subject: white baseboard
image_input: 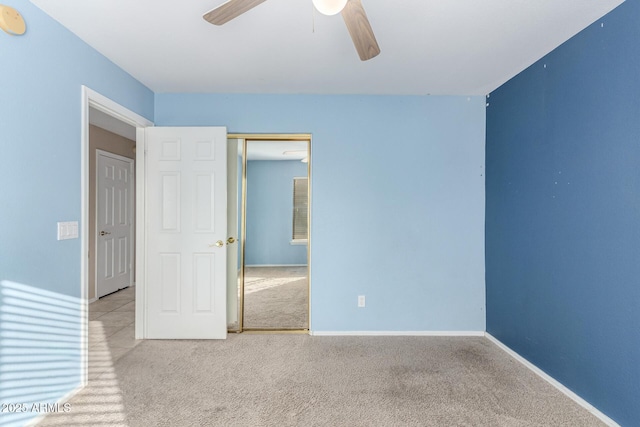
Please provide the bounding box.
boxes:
[24,384,84,427]
[310,331,485,337]
[245,264,308,268]
[485,333,619,427]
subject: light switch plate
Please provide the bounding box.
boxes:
[57,221,79,240]
[358,295,366,308]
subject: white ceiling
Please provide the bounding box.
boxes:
[31,0,623,95]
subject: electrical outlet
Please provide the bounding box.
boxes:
[358,295,365,308]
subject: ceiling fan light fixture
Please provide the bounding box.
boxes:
[312,0,348,16]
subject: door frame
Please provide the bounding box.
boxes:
[229,134,312,333]
[81,86,153,385]
[95,149,135,299]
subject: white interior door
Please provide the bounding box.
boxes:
[96,151,134,298]
[145,127,228,339]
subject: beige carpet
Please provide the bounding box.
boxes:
[243,266,308,329]
[39,335,604,427]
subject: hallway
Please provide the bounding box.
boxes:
[88,286,139,379]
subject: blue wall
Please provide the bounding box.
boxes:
[485,1,639,425]
[0,1,153,425]
[245,160,308,266]
[156,93,486,332]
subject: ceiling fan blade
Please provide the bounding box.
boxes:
[341,0,380,61]
[203,0,268,26]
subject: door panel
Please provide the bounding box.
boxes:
[97,152,133,298]
[145,127,227,339]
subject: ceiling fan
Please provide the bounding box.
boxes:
[203,0,380,61]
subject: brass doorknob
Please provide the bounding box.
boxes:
[100,231,111,236]
[227,237,236,245]
[211,240,224,248]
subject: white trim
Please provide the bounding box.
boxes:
[80,88,89,388]
[485,333,620,427]
[81,86,153,387]
[245,264,308,268]
[310,331,485,336]
[96,149,134,164]
[290,239,308,245]
[85,87,151,129]
[135,127,146,339]
[24,384,84,427]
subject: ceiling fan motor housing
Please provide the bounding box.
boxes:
[312,0,348,16]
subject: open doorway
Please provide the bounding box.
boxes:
[228,135,311,332]
[86,110,138,378]
[89,111,136,301]
[81,87,153,384]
